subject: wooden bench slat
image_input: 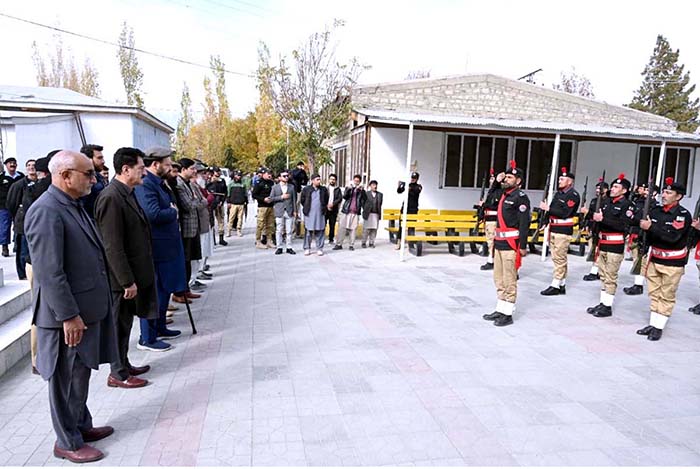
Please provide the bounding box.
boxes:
[405,236,485,242]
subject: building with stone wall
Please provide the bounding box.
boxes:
[321,74,700,231]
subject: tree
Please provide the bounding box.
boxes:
[629,35,699,132]
[175,82,193,156]
[553,67,595,99]
[405,69,431,80]
[31,39,101,97]
[117,22,145,108]
[257,19,368,173]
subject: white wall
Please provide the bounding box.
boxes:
[0,123,17,165]
[80,113,134,164]
[131,116,171,150]
[14,115,82,166]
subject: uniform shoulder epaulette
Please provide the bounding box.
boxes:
[518,190,526,196]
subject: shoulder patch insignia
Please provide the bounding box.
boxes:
[519,204,527,212]
[567,200,575,208]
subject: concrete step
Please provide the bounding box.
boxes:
[0,280,33,378]
[0,307,32,377]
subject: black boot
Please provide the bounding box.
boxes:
[587,303,604,314]
[647,327,663,341]
[582,272,600,281]
[480,262,494,271]
[689,304,700,315]
[482,311,503,321]
[493,315,513,327]
[623,284,643,295]
[1,245,8,257]
[219,234,228,246]
[540,286,564,296]
[637,325,654,336]
[592,305,612,318]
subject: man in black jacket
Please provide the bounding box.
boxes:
[361,180,383,248]
[0,157,25,257]
[79,144,106,220]
[395,171,422,250]
[6,159,37,279]
[325,173,343,244]
[227,171,247,237]
[206,167,228,245]
[251,168,276,249]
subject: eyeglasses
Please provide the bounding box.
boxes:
[280,174,289,178]
[67,168,97,178]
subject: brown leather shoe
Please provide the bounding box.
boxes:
[81,426,114,443]
[127,364,151,376]
[107,375,148,389]
[54,444,104,463]
[185,292,201,299]
[167,303,178,312]
[171,295,188,304]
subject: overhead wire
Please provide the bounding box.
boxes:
[0,11,256,79]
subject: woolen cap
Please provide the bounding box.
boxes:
[144,146,174,158]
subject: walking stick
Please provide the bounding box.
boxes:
[184,294,197,335]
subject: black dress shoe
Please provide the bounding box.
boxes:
[361,243,367,248]
[493,315,513,327]
[592,305,612,317]
[332,245,343,250]
[482,311,504,321]
[636,325,654,335]
[583,273,600,281]
[540,286,564,296]
[349,246,355,251]
[480,262,494,271]
[275,248,284,255]
[286,248,296,255]
[647,327,663,341]
[689,304,700,314]
[623,284,643,295]
[587,303,604,314]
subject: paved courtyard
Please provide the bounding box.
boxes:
[2,223,700,466]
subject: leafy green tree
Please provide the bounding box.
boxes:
[175,82,193,156]
[629,35,699,132]
[257,19,368,173]
[117,22,145,108]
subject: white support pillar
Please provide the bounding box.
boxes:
[541,133,561,262]
[399,122,414,262]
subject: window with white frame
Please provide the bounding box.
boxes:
[443,134,574,190]
[635,145,694,195]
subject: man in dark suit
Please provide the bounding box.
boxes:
[95,147,158,388]
[326,173,343,244]
[135,147,188,351]
[25,150,118,464]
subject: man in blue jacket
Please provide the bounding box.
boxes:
[134,147,187,352]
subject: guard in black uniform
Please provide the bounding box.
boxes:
[586,174,634,318]
[479,169,502,270]
[636,178,692,341]
[482,161,530,327]
[395,171,422,249]
[541,167,580,296]
[582,180,609,281]
[623,182,658,295]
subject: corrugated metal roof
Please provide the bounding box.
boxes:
[356,108,700,144]
[0,85,173,133]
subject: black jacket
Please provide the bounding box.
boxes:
[300,185,329,217]
[252,178,274,208]
[597,195,634,254]
[362,190,383,220]
[206,179,227,208]
[483,181,502,222]
[291,168,308,193]
[495,187,531,251]
[0,172,24,209]
[227,182,248,205]
[548,187,581,235]
[94,179,158,320]
[341,186,366,215]
[328,186,343,213]
[647,203,692,267]
[6,177,38,235]
[397,182,422,214]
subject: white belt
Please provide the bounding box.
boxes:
[650,247,687,259]
[485,210,498,216]
[600,234,624,241]
[495,230,519,239]
[550,218,575,225]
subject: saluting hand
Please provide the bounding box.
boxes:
[63,316,87,347]
[124,283,138,300]
[639,216,652,231]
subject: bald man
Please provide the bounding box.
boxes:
[25,151,118,463]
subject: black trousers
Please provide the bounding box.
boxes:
[49,338,93,450]
[109,292,135,380]
[326,211,338,242]
[182,236,202,285]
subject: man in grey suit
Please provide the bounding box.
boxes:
[25,150,118,464]
[269,169,297,255]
